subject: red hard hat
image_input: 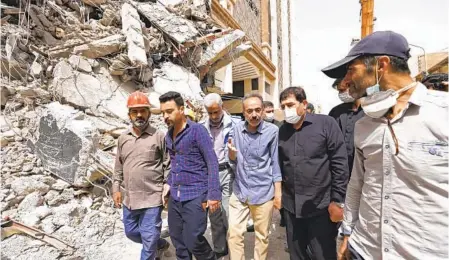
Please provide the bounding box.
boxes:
[127,91,151,108]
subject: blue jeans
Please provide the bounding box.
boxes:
[123,206,167,260]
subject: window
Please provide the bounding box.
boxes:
[265,82,271,94]
[251,78,259,91]
[233,80,245,97]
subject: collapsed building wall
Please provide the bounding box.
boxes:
[0,0,251,259]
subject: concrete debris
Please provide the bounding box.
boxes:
[1,56,27,80]
[198,29,245,68]
[209,43,252,74]
[32,102,101,185]
[73,34,126,59]
[153,62,203,101]
[121,3,147,66]
[30,61,43,77]
[131,1,199,44]
[81,0,107,7]
[0,0,248,258]
[52,62,134,120]
[68,55,93,73]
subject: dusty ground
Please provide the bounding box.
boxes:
[123,209,290,260]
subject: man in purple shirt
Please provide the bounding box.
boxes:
[159,91,222,260]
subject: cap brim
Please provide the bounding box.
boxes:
[321,55,361,79]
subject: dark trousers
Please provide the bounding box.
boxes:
[123,206,167,260]
[284,209,338,260]
[168,193,216,260]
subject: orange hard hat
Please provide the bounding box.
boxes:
[127,91,151,108]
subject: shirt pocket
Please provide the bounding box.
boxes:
[407,140,448,166]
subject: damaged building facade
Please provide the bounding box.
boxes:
[163,0,293,114]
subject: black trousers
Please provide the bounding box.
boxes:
[168,193,216,260]
[284,209,338,260]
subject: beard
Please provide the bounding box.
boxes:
[132,117,149,130]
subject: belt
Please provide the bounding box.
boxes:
[218,163,229,171]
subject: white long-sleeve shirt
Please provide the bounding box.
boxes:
[342,83,448,260]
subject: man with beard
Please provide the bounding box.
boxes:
[159,91,221,260]
[200,93,241,258]
[322,31,448,260]
[278,86,349,260]
[328,78,365,175]
[227,93,282,260]
[113,91,171,260]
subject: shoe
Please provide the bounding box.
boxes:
[215,250,228,259]
[157,239,170,251]
[246,224,254,233]
[160,228,169,239]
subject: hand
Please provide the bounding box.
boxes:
[328,202,344,222]
[227,138,237,161]
[113,191,122,208]
[162,184,170,208]
[206,200,221,213]
[337,236,350,260]
[273,194,282,210]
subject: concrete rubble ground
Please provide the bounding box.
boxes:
[0,0,255,259]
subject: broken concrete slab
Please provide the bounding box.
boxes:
[81,0,107,7]
[0,56,27,80]
[10,177,50,196]
[52,61,136,120]
[30,61,43,77]
[198,29,245,68]
[131,1,199,44]
[32,102,100,185]
[209,43,252,74]
[68,55,92,73]
[153,62,204,101]
[73,34,126,59]
[121,3,147,66]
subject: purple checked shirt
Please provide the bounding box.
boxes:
[165,120,221,202]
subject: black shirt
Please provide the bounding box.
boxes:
[278,114,349,218]
[265,119,283,128]
[328,103,365,174]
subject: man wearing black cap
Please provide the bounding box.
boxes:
[322,31,448,260]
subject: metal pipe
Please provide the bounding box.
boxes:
[410,43,428,76]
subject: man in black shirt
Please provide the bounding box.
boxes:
[278,86,349,260]
[328,78,365,175]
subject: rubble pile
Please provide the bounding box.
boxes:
[0,0,250,258]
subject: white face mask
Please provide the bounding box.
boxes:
[284,107,301,124]
[361,82,417,118]
[264,112,274,121]
[338,91,355,103]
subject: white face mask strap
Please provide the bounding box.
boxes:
[375,59,383,84]
[396,82,417,94]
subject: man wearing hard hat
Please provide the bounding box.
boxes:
[113,91,171,260]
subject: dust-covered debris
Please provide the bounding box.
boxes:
[0,0,247,258]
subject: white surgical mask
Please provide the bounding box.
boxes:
[264,112,274,121]
[338,91,355,103]
[284,107,301,124]
[361,82,417,118]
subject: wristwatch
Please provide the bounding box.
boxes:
[335,202,345,208]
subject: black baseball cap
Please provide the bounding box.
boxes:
[322,31,411,79]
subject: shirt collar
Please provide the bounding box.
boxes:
[243,120,264,134]
[126,124,155,137]
[408,82,427,107]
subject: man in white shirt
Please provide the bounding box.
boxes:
[322,31,448,260]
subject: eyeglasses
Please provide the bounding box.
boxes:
[387,119,399,155]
